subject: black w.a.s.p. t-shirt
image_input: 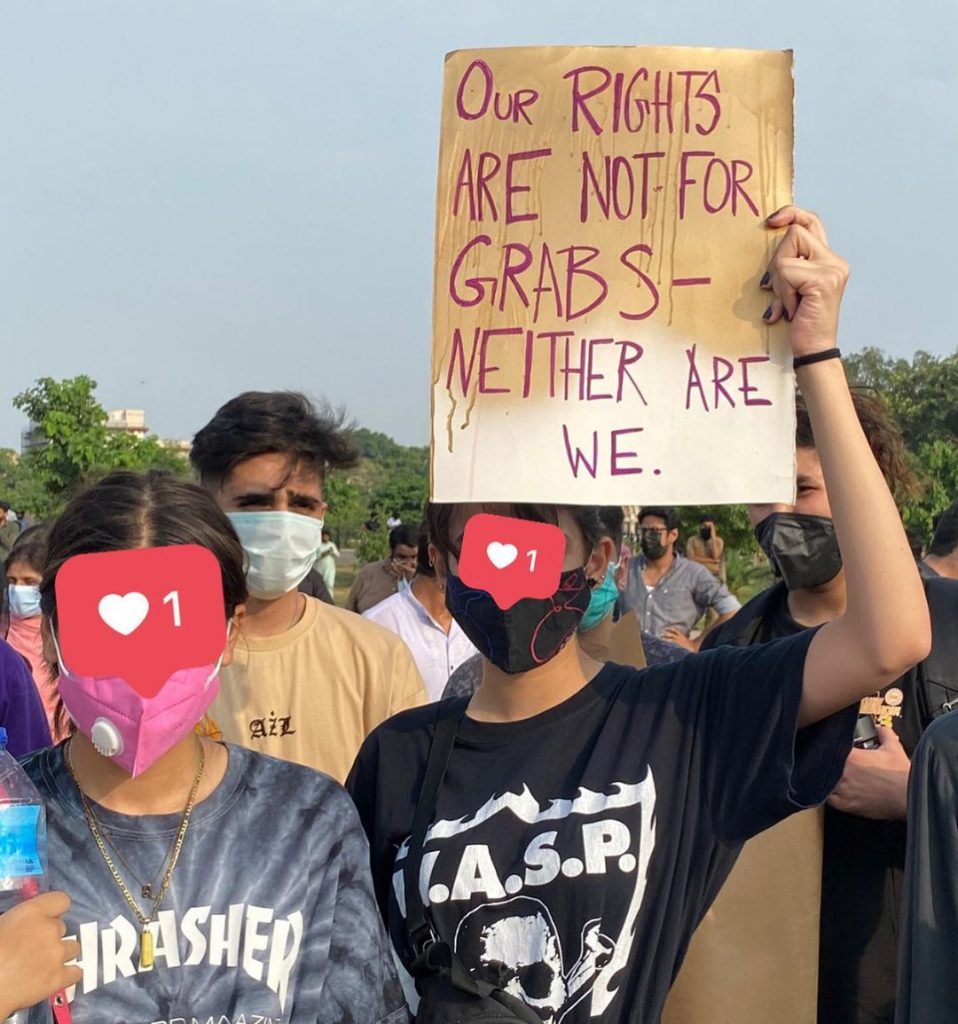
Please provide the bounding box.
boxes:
[347,630,857,1024]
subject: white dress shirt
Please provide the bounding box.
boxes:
[363,586,478,702]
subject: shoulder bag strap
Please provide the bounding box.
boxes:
[404,705,462,955]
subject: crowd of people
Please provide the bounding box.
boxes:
[0,207,955,1024]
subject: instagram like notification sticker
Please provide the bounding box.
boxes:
[458,513,567,610]
[55,545,227,698]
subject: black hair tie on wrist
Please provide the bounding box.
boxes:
[792,347,841,369]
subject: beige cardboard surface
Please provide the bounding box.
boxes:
[606,610,647,669]
[431,46,796,504]
[662,807,824,1024]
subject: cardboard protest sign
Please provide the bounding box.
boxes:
[430,46,796,504]
[606,610,647,669]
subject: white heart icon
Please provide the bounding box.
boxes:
[98,593,150,636]
[486,542,518,570]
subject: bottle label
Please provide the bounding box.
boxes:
[0,804,43,878]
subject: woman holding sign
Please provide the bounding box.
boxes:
[346,208,931,1023]
[18,471,407,1024]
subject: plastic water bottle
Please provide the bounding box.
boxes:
[0,726,52,1024]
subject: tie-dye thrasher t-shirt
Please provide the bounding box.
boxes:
[21,743,408,1024]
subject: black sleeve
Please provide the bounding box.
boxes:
[690,629,858,843]
[897,711,958,1024]
[346,730,396,921]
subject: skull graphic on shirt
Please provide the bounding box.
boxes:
[455,896,616,1023]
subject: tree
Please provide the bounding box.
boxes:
[0,449,46,514]
[844,348,958,541]
[322,473,366,546]
[844,348,958,450]
[11,376,189,518]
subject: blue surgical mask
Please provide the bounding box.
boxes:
[228,511,325,600]
[7,584,41,619]
[579,564,619,633]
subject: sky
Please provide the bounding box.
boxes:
[0,0,954,451]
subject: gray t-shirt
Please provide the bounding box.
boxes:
[22,742,408,1024]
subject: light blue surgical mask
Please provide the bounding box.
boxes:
[579,564,619,633]
[228,511,325,600]
[7,584,42,619]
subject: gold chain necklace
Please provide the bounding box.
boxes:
[64,737,206,969]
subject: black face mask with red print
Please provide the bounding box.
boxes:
[444,568,591,674]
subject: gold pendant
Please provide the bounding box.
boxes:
[140,928,154,969]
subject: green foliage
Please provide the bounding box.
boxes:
[674,504,758,557]
[844,349,958,448]
[845,348,958,543]
[323,473,366,546]
[332,427,428,557]
[8,376,189,518]
[724,547,774,603]
[0,449,45,514]
[357,520,390,565]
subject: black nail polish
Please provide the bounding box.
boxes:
[760,271,771,287]
[762,306,772,321]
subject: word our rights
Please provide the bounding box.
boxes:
[455,60,723,137]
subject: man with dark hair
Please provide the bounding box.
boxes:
[363,521,477,701]
[619,506,739,649]
[685,514,726,582]
[190,391,427,783]
[923,499,958,579]
[346,524,420,615]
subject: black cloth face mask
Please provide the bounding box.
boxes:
[699,525,713,541]
[754,512,843,591]
[444,568,591,675]
[640,534,667,560]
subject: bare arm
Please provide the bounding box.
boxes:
[762,207,931,726]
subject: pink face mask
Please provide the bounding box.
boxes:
[53,630,229,777]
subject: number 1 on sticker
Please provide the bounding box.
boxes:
[527,550,538,572]
[163,590,182,627]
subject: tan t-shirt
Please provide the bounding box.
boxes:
[208,596,428,783]
[662,807,824,1024]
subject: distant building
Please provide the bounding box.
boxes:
[20,408,171,455]
[19,426,43,454]
[105,409,148,437]
[160,438,193,457]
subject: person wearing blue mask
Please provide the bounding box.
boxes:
[190,391,427,783]
[4,524,62,741]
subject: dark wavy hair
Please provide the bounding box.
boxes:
[930,500,958,557]
[190,391,359,487]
